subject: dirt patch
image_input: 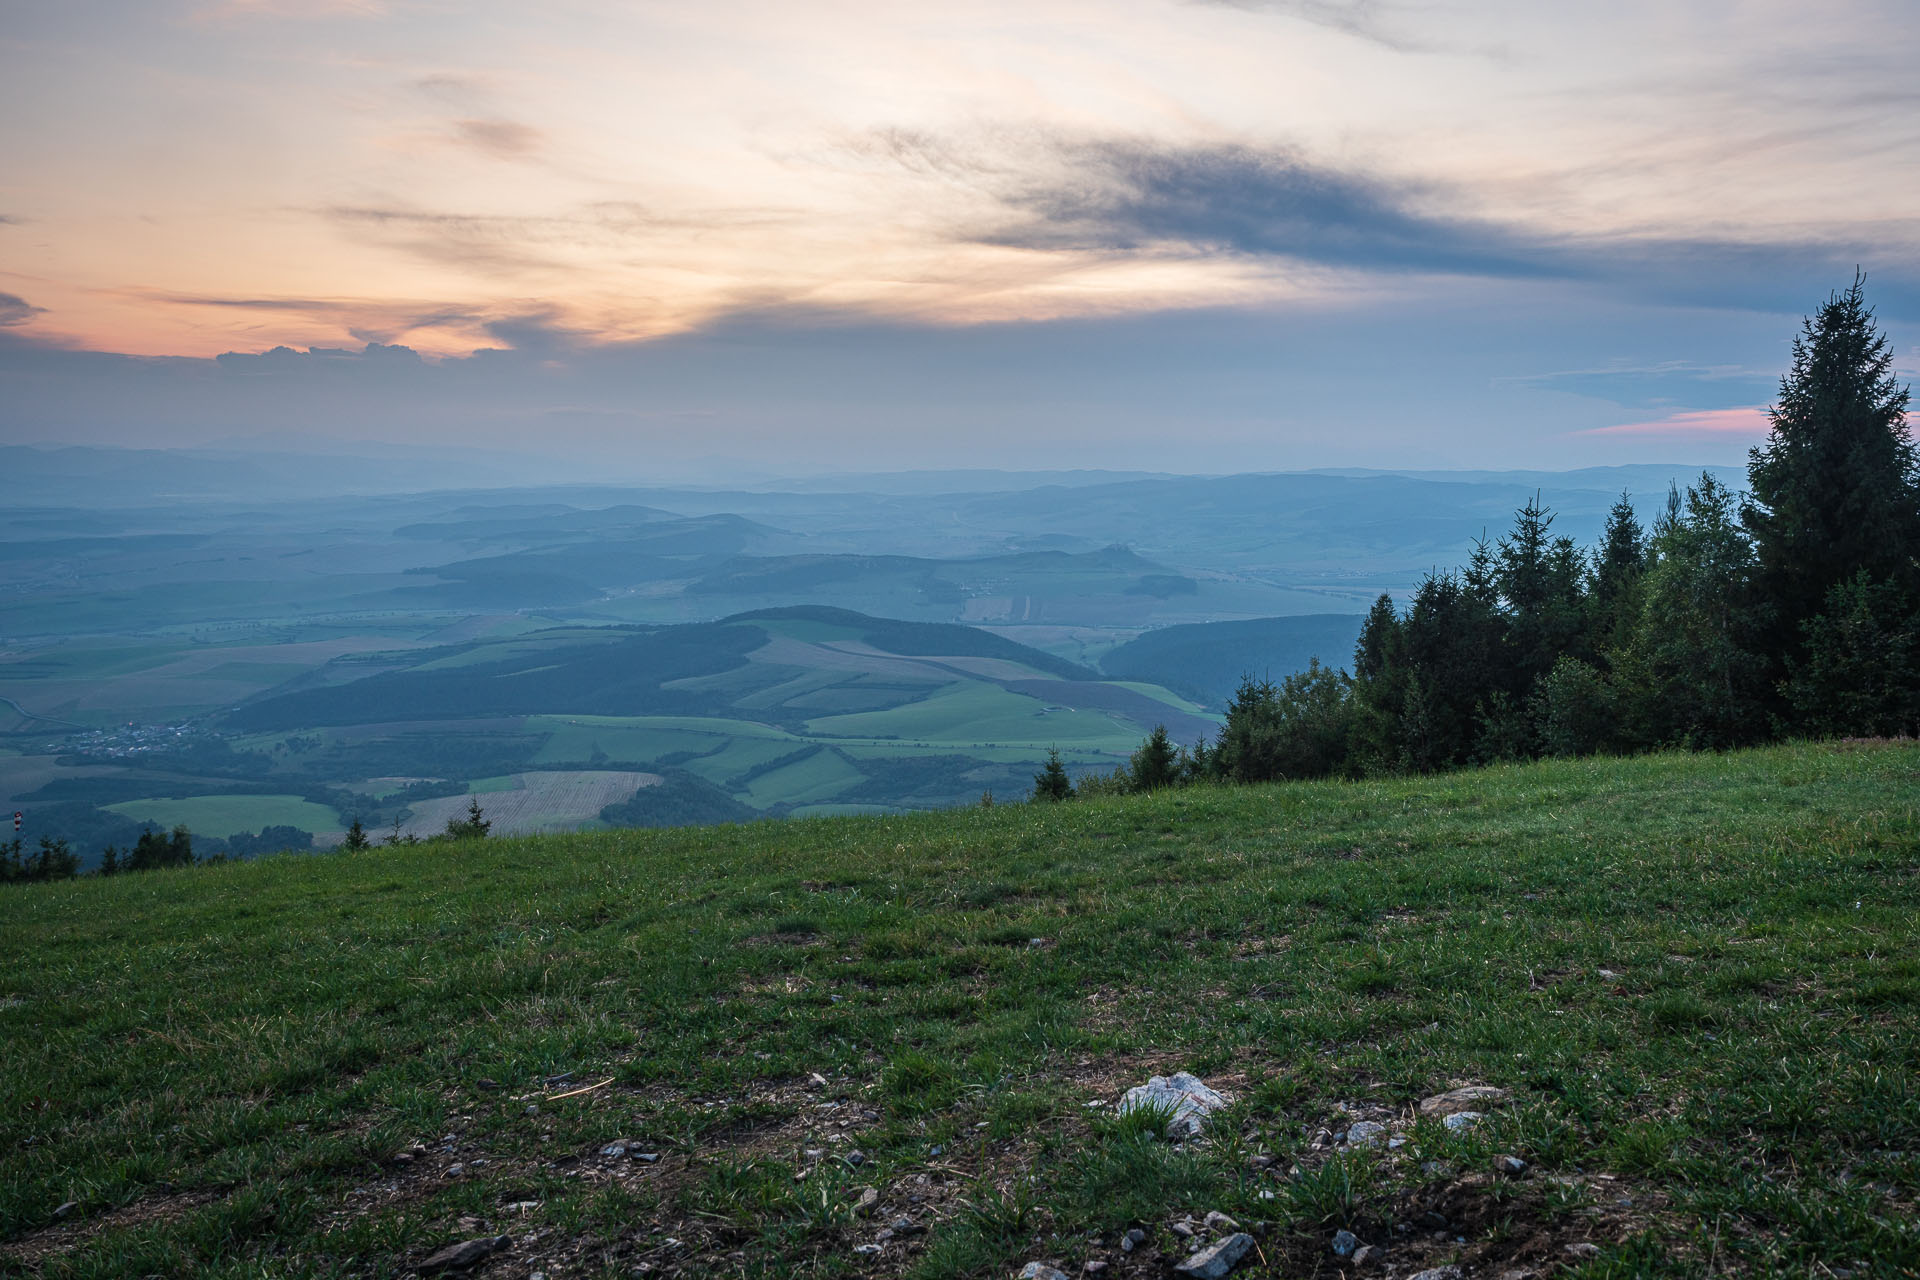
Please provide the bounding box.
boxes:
[0,1188,223,1267]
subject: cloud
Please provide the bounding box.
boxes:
[1575,407,1773,439]
[953,135,1920,318]
[982,139,1556,279]
[451,118,543,159]
[0,293,45,327]
[196,0,382,18]
[1495,361,1778,411]
[1190,0,1433,53]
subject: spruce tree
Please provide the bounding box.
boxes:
[1590,491,1649,658]
[1128,725,1180,791]
[1348,592,1409,772]
[1746,274,1919,647]
[1031,748,1075,802]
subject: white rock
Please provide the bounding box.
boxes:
[1346,1120,1389,1147]
[1331,1228,1360,1257]
[1017,1264,1070,1280]
[1408,1269,1463,1280]
[1117,1072,1231,1139]
[1173,1232,1254,1278]
[1443,1111,1483,1132]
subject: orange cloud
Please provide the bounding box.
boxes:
[1575,406,1772,438]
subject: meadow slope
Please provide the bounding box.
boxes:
[2,742,1916,1279]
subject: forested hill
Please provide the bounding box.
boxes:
[1100,614,1367,707]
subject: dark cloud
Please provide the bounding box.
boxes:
[987,140,1557,279]
[0,292,45,327]
[452,117,543,158]
[967,137,1920,319]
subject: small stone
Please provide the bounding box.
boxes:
[1352,1245,1380,1268]
[524,1104,539,1116]
[53,1201,78,1219]
[1170,1220,1195,1238]
[1442,1111,1483,1132]
[890,1214,922,1236]
[1496,1154,1528,1177]
[1408,1269,1463,1280]
[804,1148,825,1160]
[1418,1086,1509,1118]
[600,1142,629,1158]
[393,1152,415,1163]
[477,1078,500,1091]
[1174,1232,1254,1278]
[1331,1228,1360,1257]
[1028,937,1048,948]
[853,1243,883,1256]
[853,1187,880,1214]
[1565,1242,1601,1259]
[444,1163,465,1178]
[1346,1120,1389,1148]
[847,1150,866,1167]
[809,1072,828,1086]
[1117,1071,1231,1139]
[1203,1211,1239,1233]
[1017,1265,1070,1280]
[1122,1228,1147,1252]
[418,1235,510,1274]
[633,1152,659,1164]
[929,1144,945,1157]
[1250,1154,1274,1169]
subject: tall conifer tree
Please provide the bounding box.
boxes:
[1746,274,1919,646]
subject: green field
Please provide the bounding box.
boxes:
[101,793,342,838]
[805,681,1139,747]
[4,741,1916,1278]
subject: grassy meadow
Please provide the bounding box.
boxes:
[2,741,1916,1278]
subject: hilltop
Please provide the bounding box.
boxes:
[3,740,1916,1278]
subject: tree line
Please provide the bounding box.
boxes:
[1,800,496,886]
[1036,276,1918,801]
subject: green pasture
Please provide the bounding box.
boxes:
[101,794,342,838]
[742,748,868,808]
[805,681,1140,748]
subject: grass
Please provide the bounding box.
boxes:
[99,794,343,838]
[804,681,1138,747]
[2,740,1916,1279]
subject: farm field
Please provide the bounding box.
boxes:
[101,793,341,839]
[388,771,662,840]
[2,741,1914,1278]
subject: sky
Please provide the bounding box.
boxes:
[2,0,1916,479]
